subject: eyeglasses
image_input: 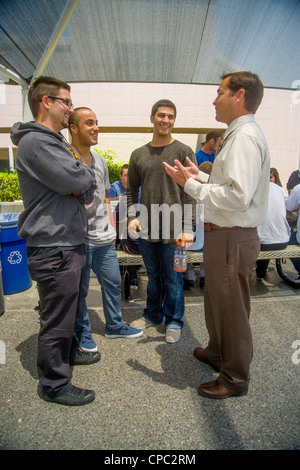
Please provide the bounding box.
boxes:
[47,96,74,109]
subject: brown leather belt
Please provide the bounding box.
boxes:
[204,223,237,232]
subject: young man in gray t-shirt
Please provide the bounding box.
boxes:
[69,107,143,351]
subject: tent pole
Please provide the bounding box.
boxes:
[29,0,80,85]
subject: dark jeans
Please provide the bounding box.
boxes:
[288,231,300,274]
[27,245,85,397]
[256,242,288,278]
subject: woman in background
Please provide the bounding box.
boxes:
[270,167,283,187]
[256,168,290,280]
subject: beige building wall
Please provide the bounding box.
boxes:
[1,81,299,190]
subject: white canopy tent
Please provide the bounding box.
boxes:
[1,0,300,172]
[1,0,300,87]
[1,0,300,121]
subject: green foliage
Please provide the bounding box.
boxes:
[0,170,22,202]
[0,150,126,202]
[93,148,127,183]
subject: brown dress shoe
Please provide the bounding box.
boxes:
[198,379,248,399]
[193,347,221,372]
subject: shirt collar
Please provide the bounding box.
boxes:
[224,114,255,139]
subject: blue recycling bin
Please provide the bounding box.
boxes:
[0,213,32,295]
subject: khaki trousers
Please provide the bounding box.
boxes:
[203,227,260,391]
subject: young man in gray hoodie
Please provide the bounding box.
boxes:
[11,76,98,406]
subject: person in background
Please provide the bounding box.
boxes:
[69,107,143,350]
[115,185,142,290]
[108,164,128,200]
[256,168,290,280]
[197,160,213,175]
[163,71,270,398]
[269,167,283,187]
[285,183,300,280]
[285,169,300,229]
[183,161,213,290]
[286,183,300,244]
[11,77,97,406]
[195,130,222,166]
[286,169,300,194]
[127,99,197,344]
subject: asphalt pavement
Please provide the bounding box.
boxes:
[0,262,299,451]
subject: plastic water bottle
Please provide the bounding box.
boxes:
[173,241,187,272]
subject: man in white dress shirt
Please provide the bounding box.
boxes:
[163,71,270,398]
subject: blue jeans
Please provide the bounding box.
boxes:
[75,242,124,343]
[138,239,184,329]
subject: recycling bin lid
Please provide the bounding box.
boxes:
[0,213,20,228]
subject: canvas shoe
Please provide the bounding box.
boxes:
[76,332,98,352]
[165,328,181,344]
[79,338,98,353]
[105,322,143,339]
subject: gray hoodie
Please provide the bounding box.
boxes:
[11,122,96,247]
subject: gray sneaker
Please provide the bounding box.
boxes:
[105,323,143,339]
[130,316,161,329]
[165,328,181,343]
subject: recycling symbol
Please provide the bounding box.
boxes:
[7,251,22,265]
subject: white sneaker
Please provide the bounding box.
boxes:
[79,345,98,353]
[165,329,181,344]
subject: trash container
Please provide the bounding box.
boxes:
[0,213,32,295]
[0,230,5,315]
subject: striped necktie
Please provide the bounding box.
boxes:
[207,133,226,183]
[216,134,225,155]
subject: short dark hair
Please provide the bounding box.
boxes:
[221,71,264,114]
[287,170,300,191]
[198,161,213,175]
[68,107,92,130]
[28,76,71,118]
[205,130,223,143]
[151,99,177,118]
[120,164,128,175]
